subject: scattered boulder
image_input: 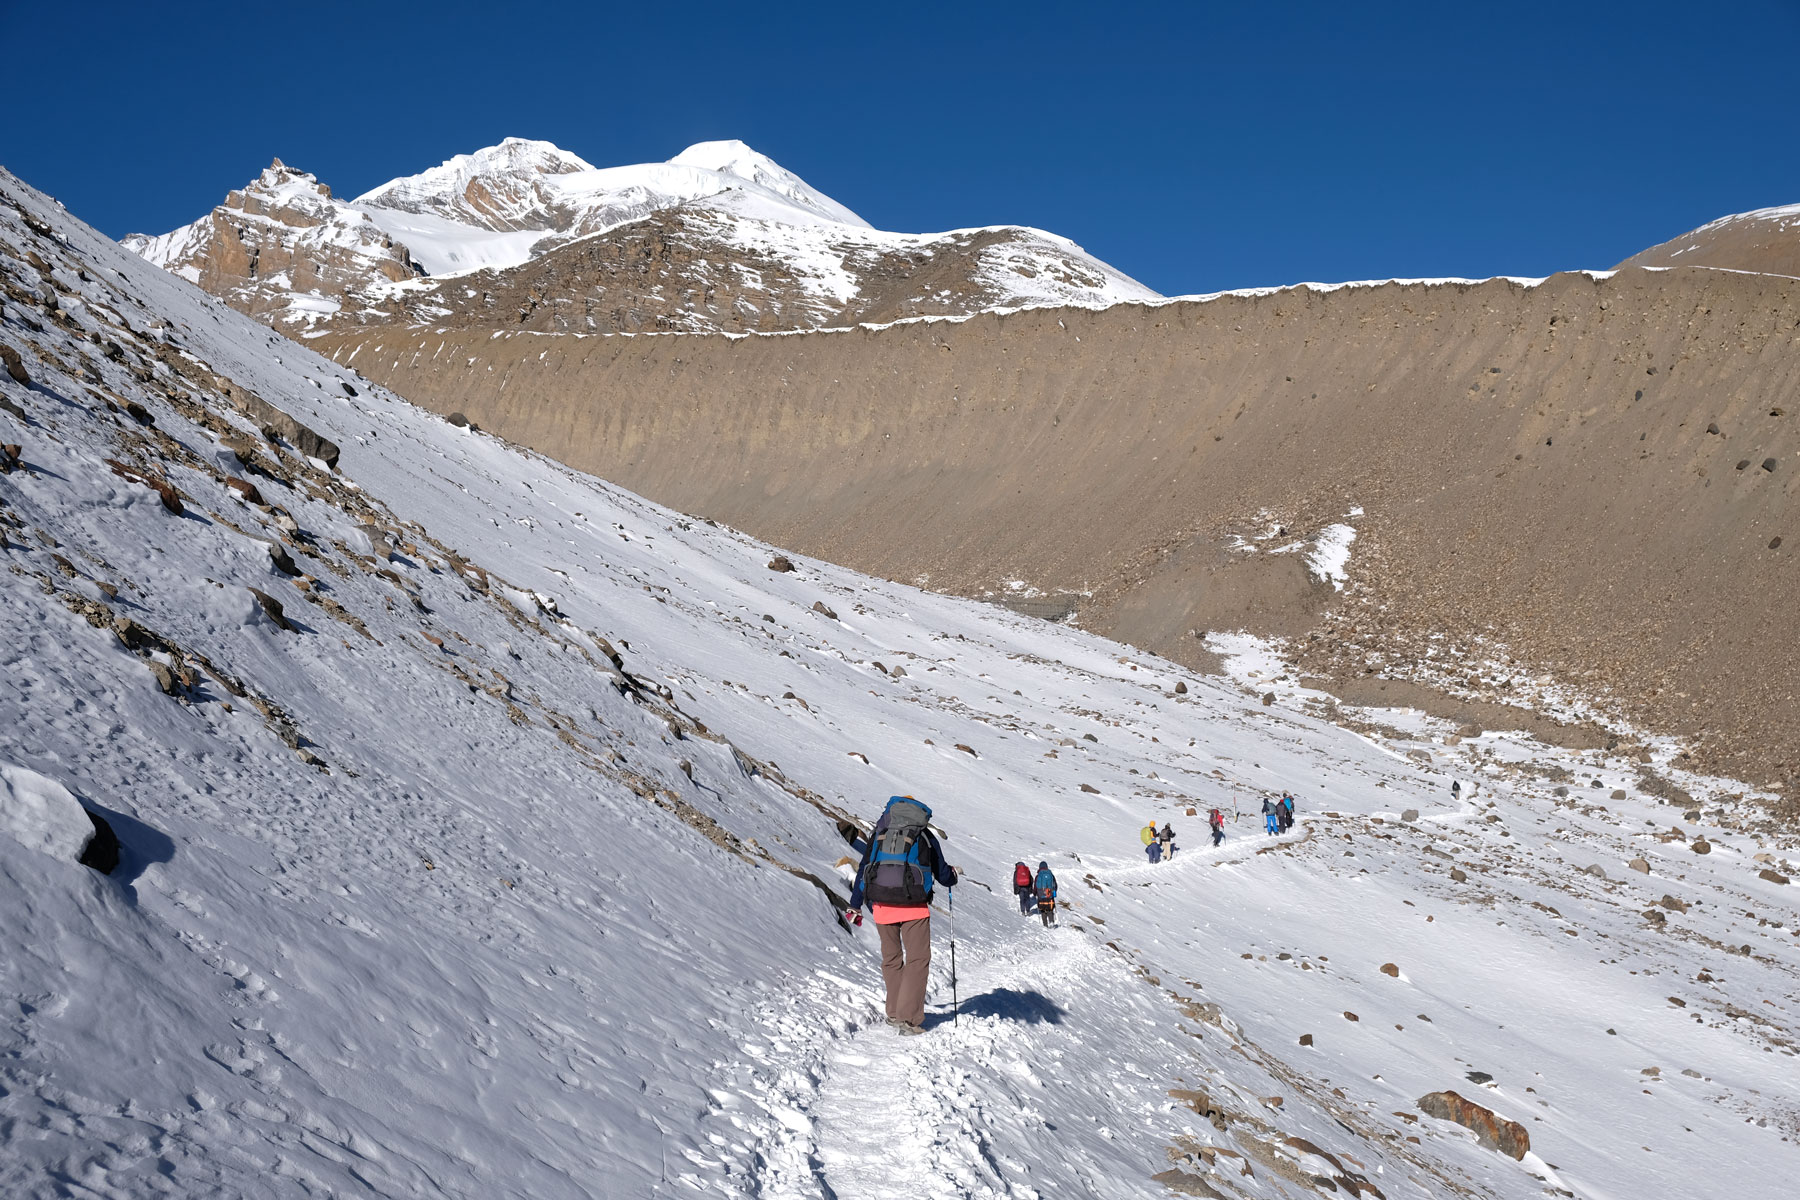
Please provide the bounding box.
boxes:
[1083,733,1098,742]
[1262,692,1276,706]
[1299,1033,1314,1046]
[1611,789,1627,800]
[147,660,178,695]
[1174,681,1188,694]
[1760,868,1791,885]
[340,381,358,397]
[1691,839,1712,855]
[1449,867,1468,882]
[77,808,120,875]
[1343,1011,1359,1022]
[247,587,293,631]
[1416,1090,1529,1159]
[1401,808,1420,822]
[954,743,977,757]
[266,541,299,576]
[1762,458,1778,473]
[1380,963,1400,978]
[1581,863,1608,879]
[1644,908,1667,925]
[1465,1071,1493,1084]
[150,480,183,515]
[1629,858,1651,874]
[123,400,155,426]
[226,476,264,505]
[447,411,469,428]
[811,601,838,620]
[1079,783,1100,794]
[0,443,21,474]
[1456,724,1484,739]
[767,555,794,573]
[890,665,907,678]
[1,344,31,385]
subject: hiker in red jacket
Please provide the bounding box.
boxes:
[1012,860,1034,916]
[1209,807,1225,846]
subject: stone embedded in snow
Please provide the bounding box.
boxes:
[1401,808,1420,822]
[1,344,30,384]
[1416,1090,1530,1159]
[247,587,293,631]
[1692,839,1712,855]
[1262,692,1275,706]
[0,763,95,863]
[1380,963,1400,977]
[1450,867,1468,882]
[811,600,838,620]
[1760,868,1791,885]
[767,555,794,573]
[1079,783,1099,794]
[1629,858,1651,874]
[1174,681,1187,694]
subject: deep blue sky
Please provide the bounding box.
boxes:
[5,0,1797,294]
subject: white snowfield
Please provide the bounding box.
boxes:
[5,168,1799,1200]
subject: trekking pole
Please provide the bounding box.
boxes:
[949,886,959,1025]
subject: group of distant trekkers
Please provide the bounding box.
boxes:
[1264,791,1297,834]
[843,789,1302,1036]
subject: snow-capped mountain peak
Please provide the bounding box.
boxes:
[353,137,598,231]
[668,139,870,229]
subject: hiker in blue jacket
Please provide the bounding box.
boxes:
[1280,792,1296,832]
[1033,861,1058,926]
[846,795,961,1034]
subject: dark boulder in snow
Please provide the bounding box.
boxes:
[1416,1089,1530,1159]
[78,808,119,875]
[811,600,838,620]
[767,555,794,572]
[247,587,293,631]
[1,344,29,384]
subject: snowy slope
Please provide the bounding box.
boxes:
[8,168,1800,1200]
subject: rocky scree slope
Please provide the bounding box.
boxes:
[4,167,1800,1200]
[125,138,1158,335]
[313,269,1800,799]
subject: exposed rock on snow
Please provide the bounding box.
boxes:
[1416,1090,1530,1160]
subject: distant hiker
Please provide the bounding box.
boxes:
[1158,822,1177,861]
[1034,861,1058,926]
[1262,798,1279,835]
[1280,792,1296,832]
[847,795,961,1035]
[1013,860,1035,917]
[1451,780,1462,798]
[1209,807,1225,846]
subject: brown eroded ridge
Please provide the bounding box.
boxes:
[313,267,1800,794]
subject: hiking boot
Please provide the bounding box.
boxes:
[884,1017,907,1028]
[895,1022,926,1037]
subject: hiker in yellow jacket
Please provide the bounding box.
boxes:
[1141,819,1162,864]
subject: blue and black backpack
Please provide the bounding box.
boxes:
[862,796,937,905]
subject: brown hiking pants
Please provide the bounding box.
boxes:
[876,916,932,1026]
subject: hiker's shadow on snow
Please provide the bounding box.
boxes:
[83,800,174,903]
[938,987,1066,1026]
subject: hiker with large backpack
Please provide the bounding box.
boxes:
[1158,822,1177,861]
[1012,860,1035,916]
[1141,819,1160,864]
[1280,792,1296,832]
[1033,861,1058,927]
[1209,807,1225,846]
[846,795,961,1035]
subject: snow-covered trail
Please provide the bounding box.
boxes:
[697,898,1195,1200]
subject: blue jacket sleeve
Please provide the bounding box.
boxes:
[925,830,959,888]
[846,830,876,910]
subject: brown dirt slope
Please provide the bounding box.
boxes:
[1618,204,1800,278]
[314,268,1800,788]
